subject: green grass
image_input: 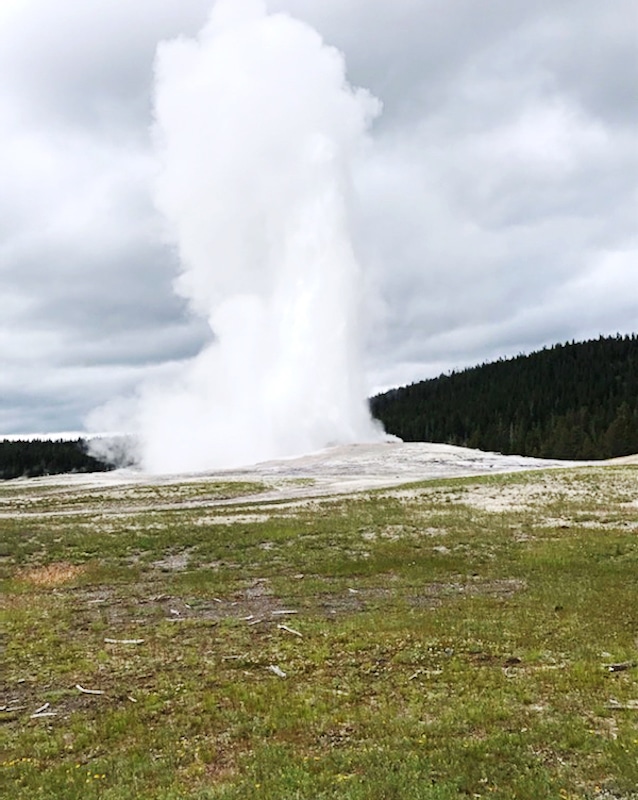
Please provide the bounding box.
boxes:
[1,467,637,798]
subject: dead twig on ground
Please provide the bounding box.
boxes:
[277,623,303,637]
[607,698,638,710]
[605,661,637,672]
[104,638,144,645]
[75,684,105,695]
[268,665,287,678]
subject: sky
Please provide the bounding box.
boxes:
[1,0,636,435]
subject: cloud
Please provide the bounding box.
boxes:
[0,0,213,432]
[0,0,635,434]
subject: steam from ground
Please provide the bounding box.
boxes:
[92,0,385,472]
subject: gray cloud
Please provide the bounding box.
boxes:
[0,0,636,433]
[0,1,210,133]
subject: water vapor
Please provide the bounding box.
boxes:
[97,0,385,472]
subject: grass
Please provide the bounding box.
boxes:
[1,466,637,798]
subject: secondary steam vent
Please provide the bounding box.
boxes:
[129,0,385,472]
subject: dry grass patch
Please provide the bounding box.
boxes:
[17,561,85,587]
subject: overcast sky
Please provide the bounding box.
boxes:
[1,0,636,435]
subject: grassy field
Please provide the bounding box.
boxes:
[1,466,637,799]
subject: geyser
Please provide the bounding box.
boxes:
[132,0,384,472]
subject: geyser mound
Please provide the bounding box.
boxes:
[94,0,386,473]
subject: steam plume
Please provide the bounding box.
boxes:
[101,0,384,472]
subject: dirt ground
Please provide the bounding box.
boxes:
[1,441,605,524]
[10,441,578,499]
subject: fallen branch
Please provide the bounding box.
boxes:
[33,702,50,715]
[277,624,303,638]
[271,610,298,616]
[605,661,637,673]
[75,684,105,695]
[104,638,144,645]
[31,711,58,719]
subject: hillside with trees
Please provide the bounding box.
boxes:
[0,438,113,480]
[371,335,638,460]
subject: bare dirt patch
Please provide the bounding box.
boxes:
[194,512,274,526]
[445,480,561,513]
[151,551,193,572]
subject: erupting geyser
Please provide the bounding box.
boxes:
[120,0,385,472]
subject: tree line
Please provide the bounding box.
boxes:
[370,334,638,460]
[0,438,113,480]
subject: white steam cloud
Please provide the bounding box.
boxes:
[91,0,386,472]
